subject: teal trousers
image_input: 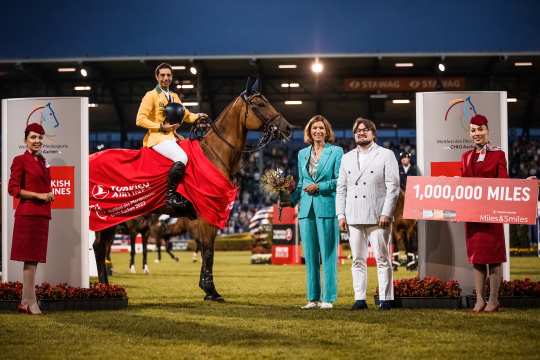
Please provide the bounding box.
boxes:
[298,207,339,303]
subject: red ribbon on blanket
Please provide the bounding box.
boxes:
[89,140,238,231]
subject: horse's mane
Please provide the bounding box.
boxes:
[205,97,240,133]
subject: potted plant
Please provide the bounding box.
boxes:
[466,278,540,308]
[37,282,67,311]
[375,277,462,309]
[0,282,22,311]
[0,282,128,312]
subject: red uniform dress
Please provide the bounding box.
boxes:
[8,151,52,263]
[461,149,508,264]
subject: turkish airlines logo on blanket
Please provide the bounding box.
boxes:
[89,204,108,220]
[91,185,109,200]
[91,183,151,200]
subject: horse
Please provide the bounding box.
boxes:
[126,215,151,273]
[392,190,418,269]
[92,78,293,301]
[149,214,181,263]
[95,215,152,276]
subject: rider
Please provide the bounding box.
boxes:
[136,63,208,214]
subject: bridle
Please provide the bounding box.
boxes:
[198,92,289,174]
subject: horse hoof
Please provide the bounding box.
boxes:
[143,265,150,274]
[130,265,136,273]
[204,295,225,302]
[154,259,160,264]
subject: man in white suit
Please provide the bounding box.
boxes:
[336,118,400,310]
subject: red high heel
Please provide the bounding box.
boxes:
[17,303,30,314]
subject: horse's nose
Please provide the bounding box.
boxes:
[282,121,293,138]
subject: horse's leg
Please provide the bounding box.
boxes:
[105,240,113,276]
[407,222,417,253]
[156,237,162,262]
[129,232,136,273]
[405,221,418,270]
[143,234,149,274]
[93,231,108,284]
[166,238,179,261]
[193,220,222,301]
[93,227,115,284]
[192,239,200,262]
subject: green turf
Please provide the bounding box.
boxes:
[1,252,539,359]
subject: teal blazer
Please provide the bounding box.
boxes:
[290,144,344,219]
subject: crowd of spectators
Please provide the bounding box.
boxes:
[89,131,539,237]
[220,137,417,234]
[509,137,540,178]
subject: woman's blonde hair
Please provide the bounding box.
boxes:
[303,115,335,144]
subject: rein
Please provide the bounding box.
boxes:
[196,93,285,175]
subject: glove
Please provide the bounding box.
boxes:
[196,113,209,121]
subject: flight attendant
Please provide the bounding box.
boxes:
[8,123,54,315]
[461,114,508,313]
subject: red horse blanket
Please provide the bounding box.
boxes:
[89,140,238,231]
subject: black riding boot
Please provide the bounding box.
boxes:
[166,162,196,218]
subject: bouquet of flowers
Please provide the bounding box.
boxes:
[260,168,294,220]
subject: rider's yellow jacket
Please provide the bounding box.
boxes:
[136,86,199,147]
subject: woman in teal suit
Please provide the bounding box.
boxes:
[289,115,343,309]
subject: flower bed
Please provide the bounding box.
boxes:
[466,278,540,308]
[375,277,540,309]
[0,282,128,311]
[375,277,463,309]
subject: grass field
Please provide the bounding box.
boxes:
[1,252,539,359]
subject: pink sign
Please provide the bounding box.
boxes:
[403,176,538,225]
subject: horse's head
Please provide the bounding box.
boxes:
[240,78,292,142]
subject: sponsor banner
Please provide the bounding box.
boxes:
[2,97,88,287]
[89,142,237,231]
[404,176,538,225]
[416,91,509,290]
[344,77,465,92]
[430,162,461,177]
[272,224,295,245]
[90,180,162,231]
[49,166,75,208]
[12,165,76,209]
[270,205,301,264]
[272,205,296,225]
[271,244,302,265]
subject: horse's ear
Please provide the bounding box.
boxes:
[251,78,261,94]
[245,77,255,95]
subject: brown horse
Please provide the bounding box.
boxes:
[126,215,151,273]
[93,78,292,301]
[149,214,181,263]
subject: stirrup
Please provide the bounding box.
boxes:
[165,198,196,219]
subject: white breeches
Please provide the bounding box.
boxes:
[348,224,394,301]
[152,140,188,164]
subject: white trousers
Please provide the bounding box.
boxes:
[152,140,188,164]
[349,224,394,301]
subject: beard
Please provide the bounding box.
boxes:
[355,139,373,146]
